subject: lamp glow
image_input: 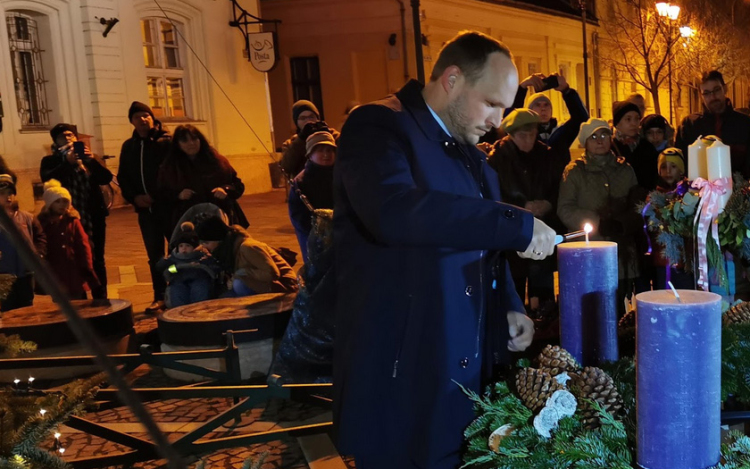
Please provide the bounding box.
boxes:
[39,409,46,416]
[13,378,20,385]
[667,4,681,20]
[656,2,670,16]
[54,432,61,439]
[58,447,65,454]
[680,26,694,38]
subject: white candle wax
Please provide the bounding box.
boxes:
[688,138,707,180]
[706,139,732,211]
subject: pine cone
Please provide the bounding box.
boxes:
[537,345,580,376]
[724,301,750,326]
[515,368,565,413]
[570,367,623,429]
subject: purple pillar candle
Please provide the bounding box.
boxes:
[557,241,618,365]
[636,290,721,469]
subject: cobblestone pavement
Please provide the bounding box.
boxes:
[29,190,356,468]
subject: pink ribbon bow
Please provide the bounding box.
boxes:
[691,177,731,290]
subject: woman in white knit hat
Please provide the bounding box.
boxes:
[37,179,102,299]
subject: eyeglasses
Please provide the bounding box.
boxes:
[589,132,611,142]
[701,86,724,98]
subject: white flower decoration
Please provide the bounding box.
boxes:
[488,424,514,453]
[555,371,572,387]
[547,389,577,418]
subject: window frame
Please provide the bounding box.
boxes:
[5,11,50,129]
[140,16,190,120]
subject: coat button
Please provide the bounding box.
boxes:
[465,286,473,296]
[504,209,515,219]
[459,358,469,368]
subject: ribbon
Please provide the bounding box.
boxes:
[691,177,731,290]
[641,202,653,255]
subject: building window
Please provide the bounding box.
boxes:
[140,18,188,119]
[290,57,324,119]
[6,12,50,128]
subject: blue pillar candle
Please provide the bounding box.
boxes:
[557,241,618,366]
[636,290,721,469]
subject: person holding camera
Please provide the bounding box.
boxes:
[503,72,589,169]
[40,123,112,298]
[279,100,339,178]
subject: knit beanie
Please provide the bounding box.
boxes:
[43,179,71,208]
[640,114,668,131]
[658,148,685,175]
[612,101,641,127]
[525,92,552,109]
[175,222,199,248]
[196,215,230,242]
[0,174,16,195]
[292,100,320,123]
[128,101,155,121]
[50,123,78,142]
[577,118,611,147]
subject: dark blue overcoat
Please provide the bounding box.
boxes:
[332,80,534,469]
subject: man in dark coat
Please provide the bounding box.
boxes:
[502,72,589,165]
[333,31,556,469]
[676,70,750,177]
[41,123,112,298]
[117,101,172,312]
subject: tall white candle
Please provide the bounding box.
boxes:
[706,139,732,211]
[687,137,707,180]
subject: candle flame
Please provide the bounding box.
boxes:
[59,447,65,454]
[39,409,46,416]
[584,223,593,234]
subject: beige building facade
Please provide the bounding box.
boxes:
[262,0,750,148]
[0,0,276,209]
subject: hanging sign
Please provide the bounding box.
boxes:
[248,31,277,72]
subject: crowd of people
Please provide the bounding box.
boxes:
[0,101,299,313]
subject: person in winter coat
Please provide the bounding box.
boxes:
[649,148,694,290]
[158,125,248,232]
[488,109,562,310]
[196,216,297,297]
[676,70,750,177]
[611,101,659,191]
[334,31,556,469]
[502,72,589,167]
[117,101,172,313]
[558,118,642,311]
[37,180,101,299]
[641,114,674,153]
[157,222,222,308]
[288,131,336,263]
[40,123,112,298]
[279,100,340,178]
[0,175,46,311]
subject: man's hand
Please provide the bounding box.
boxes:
[507,311,535,352]
[520,73,546,91]
[133,194,153,209]
[212,187,228,200]
[178,189,195,201]
[552,73,570,92]
[518,218,556,260]
[60,143,78,165]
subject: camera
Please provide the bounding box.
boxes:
[539,75,559,92]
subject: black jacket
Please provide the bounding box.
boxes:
[675,100,750,177]
[613,137,660,192]
[117,123,171,212]
[504,86,589,164]
[40,152,113,219]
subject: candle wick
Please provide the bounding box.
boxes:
[668,281,682,303]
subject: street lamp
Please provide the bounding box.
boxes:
[680,26,694,38]
[657,2,681,123]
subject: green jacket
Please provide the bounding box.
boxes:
[558,151,641,279]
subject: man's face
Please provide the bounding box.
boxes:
[55,130,77,148]
[131,111,154,135]
[510,127,538,153]
[444,53,519,145]
[0,189,15,213]
[616,111,640,138]
[701,80,727,114]
[646,127,665,147]
[296,110,319,131]
[201,240,220,252]
[530,100,552,124]
[585,128,612,155]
